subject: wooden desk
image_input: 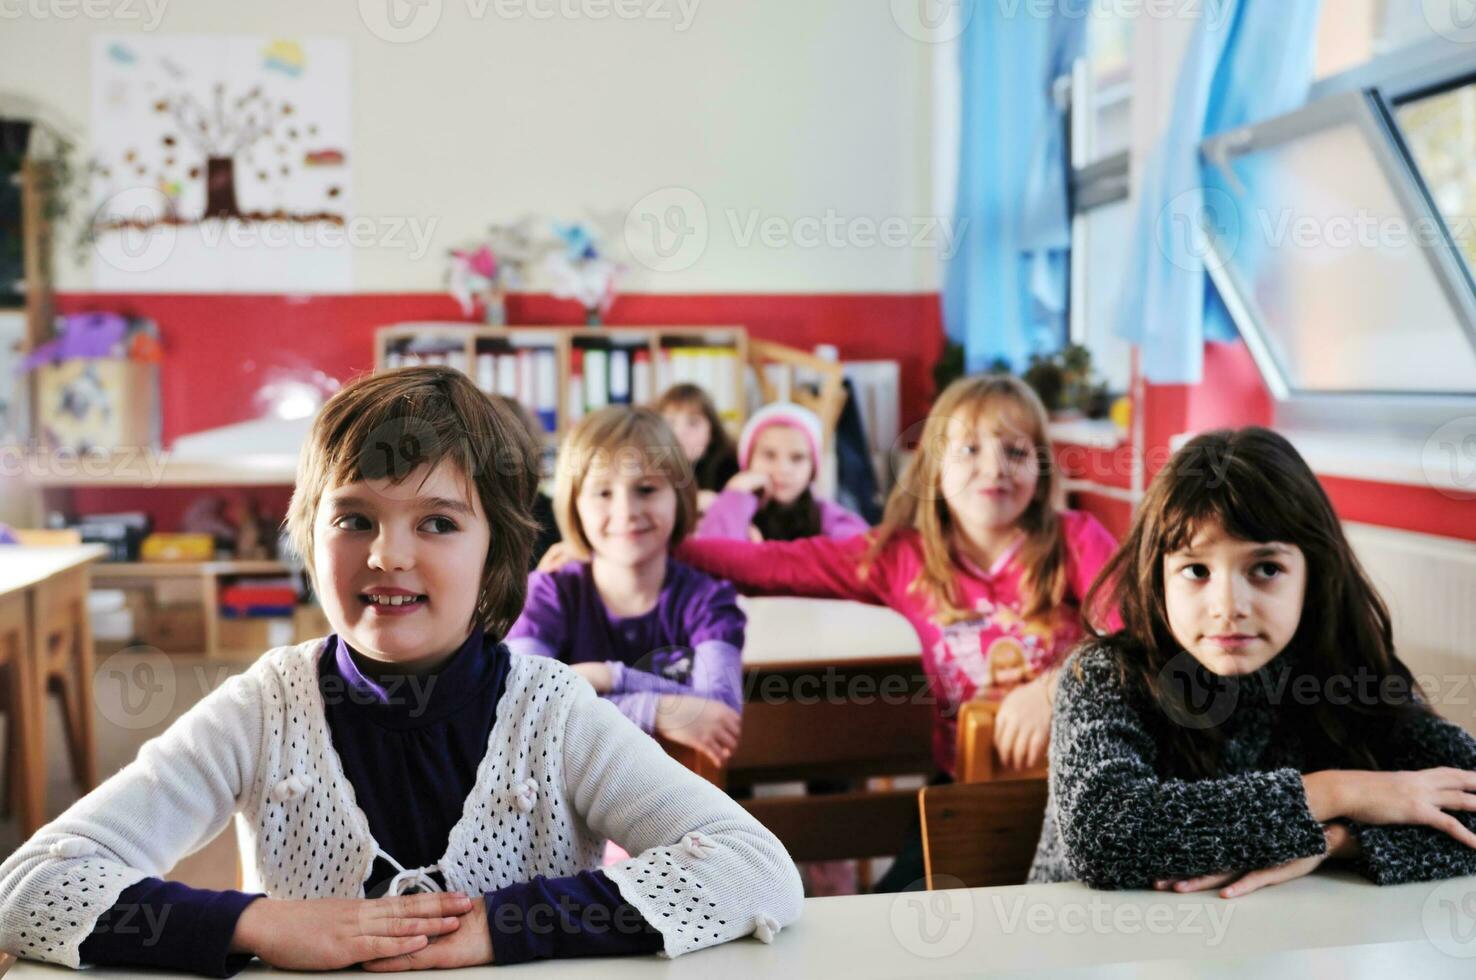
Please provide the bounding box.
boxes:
[0,545,108,835]
[734,597,930,863]
[9,872,1475,977]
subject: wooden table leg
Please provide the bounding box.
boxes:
[69,569,97,791]
[1,589,44,836]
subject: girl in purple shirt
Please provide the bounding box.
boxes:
[694,402,869,543]
[507,407,746,769]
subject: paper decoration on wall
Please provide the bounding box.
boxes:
[90,36,352,291]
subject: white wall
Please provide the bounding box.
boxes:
[0,0,942,293]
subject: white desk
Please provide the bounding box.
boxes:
[738,596,919,670]
[9,872,1476,977]
[0,545,109,596]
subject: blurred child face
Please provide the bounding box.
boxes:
[749,424,813,505]
[1163,520,1307,677]
[314,461,490,670]
[576,459,678,569]
[662,406,711,463]
[937,411,1040,538]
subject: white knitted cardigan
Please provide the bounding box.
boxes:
[0,640,803,967]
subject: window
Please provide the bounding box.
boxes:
[1393,76,1476,279]
[1200,91,1476,398]
[1064,10,1134,398]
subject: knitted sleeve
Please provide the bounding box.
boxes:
[560,686,804,957]
[1348,710,1476,885]
[1049,646,1326,889]
[0,668,266,968]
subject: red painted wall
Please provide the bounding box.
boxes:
[55,291,946,447]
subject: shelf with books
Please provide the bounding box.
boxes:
[373,324,749,441]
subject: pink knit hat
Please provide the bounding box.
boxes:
[738,402,823,472]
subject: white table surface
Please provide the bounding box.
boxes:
[11,872,1476,978]
[738,596,920,669]
[0,545,109,597]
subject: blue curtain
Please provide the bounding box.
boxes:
[1115,0,1323,384]
[944,0,1087,374]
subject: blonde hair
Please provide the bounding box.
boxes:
[285,366,541,638]
[552,406,698,559]
[865,374,1067,625]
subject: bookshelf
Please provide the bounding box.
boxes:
[373,324,751,440]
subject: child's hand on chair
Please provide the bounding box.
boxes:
[994,674,1053,771]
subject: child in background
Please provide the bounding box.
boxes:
[506,406,747,770]
[656,383,739,513]
[488,394,561,569]
[676,375,1118,891]
[1031,427,1476,894]
[0,368,801,974]
[696,402,869,542]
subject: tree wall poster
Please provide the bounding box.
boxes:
[90,36,352,291]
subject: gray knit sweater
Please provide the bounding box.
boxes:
[1029,643,1476,888]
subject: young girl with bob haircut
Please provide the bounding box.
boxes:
[507,406,746,770]
[1031,427,1476,895]
[0,367,801,975]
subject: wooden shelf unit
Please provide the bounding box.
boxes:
[374,324,751,440]
[89,558,322,660]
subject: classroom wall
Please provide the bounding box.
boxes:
[2,0,943,295]
[5,1,951,450]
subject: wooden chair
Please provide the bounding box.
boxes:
[657,735,725,788]
[746,338,848,441]
[955,698,1049,784]
[918,778,1049,889]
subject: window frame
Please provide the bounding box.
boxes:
[1198,87,1476,401]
